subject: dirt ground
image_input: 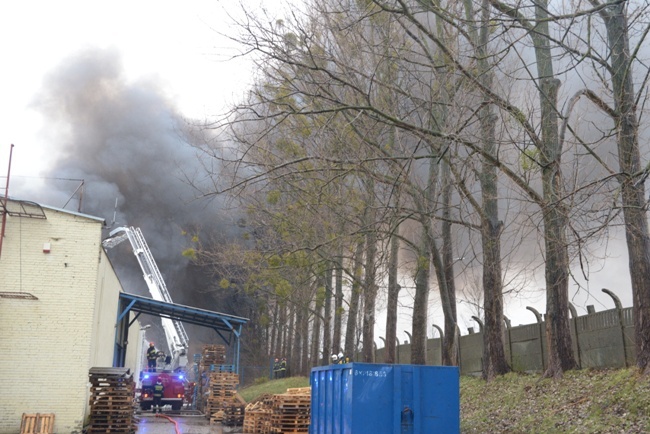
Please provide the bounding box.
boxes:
[136,414,243,434]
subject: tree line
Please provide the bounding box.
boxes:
[185,0,650,380]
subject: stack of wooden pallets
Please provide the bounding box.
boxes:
[269,387,311,434]
[87,367,136,434]
[243,394,273,434]
[223,404,246,426]
[20,413,54,434]
[204,371,242,423]
[196,344,227,413]
[200,344,226,370]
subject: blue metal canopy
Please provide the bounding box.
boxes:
[114,292,249,373]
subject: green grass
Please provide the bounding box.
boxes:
[461,368,650,433]
[239,376,310,402]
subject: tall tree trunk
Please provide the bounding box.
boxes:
[465,0,510,379]
[301,309,310,376]
[286,304,294,371]
[440,160,458,366]
[385,224,401,364]
[488,0,577,377]
[278,304,287,356]
[345,237,365,359]
[362,181,378,362]
[432,2,459,367]
[596,1,650,372]
[294,307,303,374]
[269,304,277,358]
[323,267,333,365]
[412,231,431,365]
[533,0,577,375]
[311,290,322,366]
[333,251,344,355]
[264,322,269,358]
[419,145,457,365]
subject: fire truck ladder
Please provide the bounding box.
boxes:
[103,226,189,357]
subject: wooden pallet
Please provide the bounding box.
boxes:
[209,374,239,383]
[272,398,311,409]
[271,411,310,419]
[268,391,310,434]
[243,409,272,434]
[241,393,275,433]
[209,409,225,425]
[205,401,230,418]
[201,345,227,365]
[270,428,310,433]
[286,387,311,395]
[222,405,245,426]
[88,369,134,387]
[20,414,55,434]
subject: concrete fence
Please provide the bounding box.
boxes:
[374,290,636,375]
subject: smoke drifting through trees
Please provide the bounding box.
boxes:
[21,48,241,351]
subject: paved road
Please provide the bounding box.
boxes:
[136,414,243,434]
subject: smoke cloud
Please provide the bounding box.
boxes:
[25,47,236,349]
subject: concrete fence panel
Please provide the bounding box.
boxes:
[373,306,636,374]
[459,332,483,375]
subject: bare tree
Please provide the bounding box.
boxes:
[589,0,650,372]
[385,221,401,363]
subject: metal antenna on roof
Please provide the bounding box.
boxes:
[61,179,84,212]
[110,197,119,228]
[0,144,15,259]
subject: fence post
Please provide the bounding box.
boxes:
[378,336,386,363]
[602,288,628,368]
[527,306,545,371]
[432,324,444,366]
[471,316,484,333]
[568,303,582,369]
[456,325,462,370]
[396,337,400,364]
[504,316,513,368]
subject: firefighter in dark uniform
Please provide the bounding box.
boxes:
[153,378,165,413]
[147,342,158,372]
[279,358,287,378]
[273,358,281,379]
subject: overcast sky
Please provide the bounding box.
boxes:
[0,0,279,176]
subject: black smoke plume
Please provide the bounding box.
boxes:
[26,47,241,353]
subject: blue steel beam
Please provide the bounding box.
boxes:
[114,292,249,371]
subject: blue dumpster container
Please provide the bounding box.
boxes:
[310,363,459,434]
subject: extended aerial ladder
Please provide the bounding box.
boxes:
[102,226,189,369]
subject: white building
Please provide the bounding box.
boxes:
[0,198,142,434]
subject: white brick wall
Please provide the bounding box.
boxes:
[0,202,140,434]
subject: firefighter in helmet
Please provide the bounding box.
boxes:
[273,358,281,379]
[147,342,158,372]
[279,358,287,378]
[153,378,165,413]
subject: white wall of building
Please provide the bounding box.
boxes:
[0,201,139,434]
